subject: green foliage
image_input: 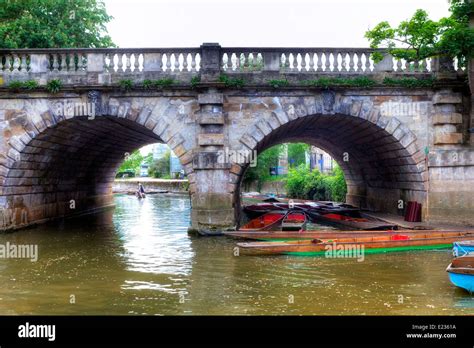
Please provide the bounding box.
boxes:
[142,78,175,90]
[0,0,115,48]
[365,4,474,67]
[149,151,171,178]
[301,76,376,88]
[268,79,290,88]
[383,77,435,88]
[285,164,347,202]
[117,150,143,175]
[119,79,133,91]
[243,145,283,191]
[287,143,309,168]
[46,79,62,93]
[8,80,40,91]
[190,76,201,88]
[219,74,245,88]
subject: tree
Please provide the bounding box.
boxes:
[288,143,309,168]
[149,151,171,178]
[117,150,143,176]
[242,144,283,191]
[365,1,474,67]
[0,0,115,48]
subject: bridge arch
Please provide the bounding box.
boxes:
[0,97,194,230]
[231,107,427,220]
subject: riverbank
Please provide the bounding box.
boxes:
[113,178,189,194]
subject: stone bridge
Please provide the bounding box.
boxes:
[0,44,473,234]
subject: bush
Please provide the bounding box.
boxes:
[149,151,171,178]
[285,164,347,202]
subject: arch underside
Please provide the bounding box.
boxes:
[2,116,161,227]
[239,114,426,213]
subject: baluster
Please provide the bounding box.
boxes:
[253,52,258,70]
[338,52,346,72]
[52,54,59,72]
[291,53,297,71]
[124,53,131,72]
[365,53,371,72]
[308,52,315,72]
[413,60,419,73]
[134,53,140,72]
[11,54,19,72]
[174,53,180,71]
[191,53,197,72]
[348,52,355,72]
[20,54,27,72]
[282,53,289,71]
[183,53,189,72]
[60,53,67,72]
[354,52,361,72]
[301,53,307,71]
[316,52,323,72]
[117,53,124,72]
[325,52,331,72]
[5,55,12,72]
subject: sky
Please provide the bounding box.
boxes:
[103,0,451,48]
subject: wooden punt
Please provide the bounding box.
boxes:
[281,212,307,231]
[240,211,287,231]
[236,232,474,256]
[224,230,474,241]
[306,211,398,230]
[446,255,474,293]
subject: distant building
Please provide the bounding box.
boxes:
[139,163,149,177]
[310,146,334,173]
[152,143,183,177]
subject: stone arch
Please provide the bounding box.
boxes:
[0,96,195,230]
[229,97,427,218]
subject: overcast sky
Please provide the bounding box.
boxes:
[103,0,450,48]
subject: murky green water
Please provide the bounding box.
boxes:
[0,194,472,315]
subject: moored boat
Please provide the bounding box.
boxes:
[446,255,474,293]
[305,210,398,230]
[224,230,474,241]
[240,211,287,231]
[281,212,307,231]
[453,241,474,257]
[236,232,474,256]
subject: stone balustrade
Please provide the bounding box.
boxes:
[0,43,466,86]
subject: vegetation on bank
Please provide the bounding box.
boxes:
[285,165,347,202]
[242,143,347,202]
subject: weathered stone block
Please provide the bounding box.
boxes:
[432,92,462,105]
[198,93,224,105]
[434,133,463,145]
[433,113,462,125]
[198,134,224,146]
[198,112,224,124]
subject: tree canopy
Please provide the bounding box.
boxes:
[0,0,115,48]
[365,0,474,67]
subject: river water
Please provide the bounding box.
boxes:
[0,194,472,315]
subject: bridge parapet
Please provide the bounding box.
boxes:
[0,44,466,87]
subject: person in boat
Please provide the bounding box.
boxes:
[136,182,146,198]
